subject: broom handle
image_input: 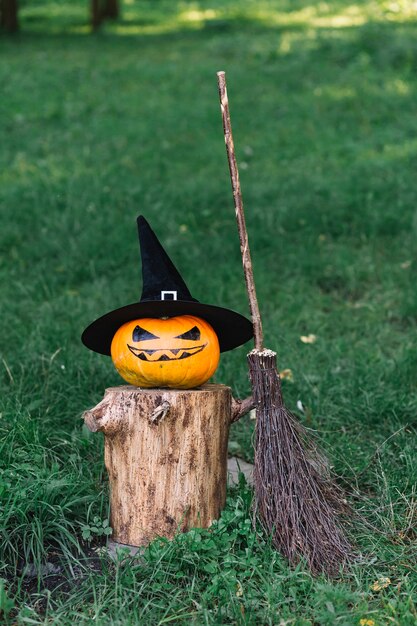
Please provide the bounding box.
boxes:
[217,71,264,351]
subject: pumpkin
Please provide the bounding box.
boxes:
[110,315,220,389]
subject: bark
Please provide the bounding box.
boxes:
[102,0,119,20]
[0,0,19,33]
[84,384,252,546]
[91,0,102,31]
[91,0,119,30]
[231,395,255,423]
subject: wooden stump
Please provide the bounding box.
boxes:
[84,384,253,547]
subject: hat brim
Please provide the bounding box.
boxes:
[81,300,254,355]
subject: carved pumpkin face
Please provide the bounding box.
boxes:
[110,315,220,389]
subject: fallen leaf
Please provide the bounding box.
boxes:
[359,619,375,626]
[280,368,294,381]
[400,260,411,269]
[300,334,317,344]
[371,577,391,591]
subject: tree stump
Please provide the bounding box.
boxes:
[83,384,253,547]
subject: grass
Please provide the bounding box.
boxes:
[1,0,417,623]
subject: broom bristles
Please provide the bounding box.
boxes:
[249,349,352,576]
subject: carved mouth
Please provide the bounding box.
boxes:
[127,343,207,362]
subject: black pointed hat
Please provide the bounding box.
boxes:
[81,216,253,355]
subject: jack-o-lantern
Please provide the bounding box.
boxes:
[82,216,253,382]
[111,315,220,389]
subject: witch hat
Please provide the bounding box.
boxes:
[81,216,253,355]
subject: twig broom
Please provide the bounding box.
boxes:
[217,71,351,576]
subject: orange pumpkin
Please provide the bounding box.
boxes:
[111,315,220,389]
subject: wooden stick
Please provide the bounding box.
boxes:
[231,395,256,423]
[217,71,263,351]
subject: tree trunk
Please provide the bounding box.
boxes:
[0,0,19,33]
[102,0,119,20]
[90,0,119,30]
[84,384,253,547]
[90,0,102,31]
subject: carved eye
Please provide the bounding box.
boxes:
[175,326,201,341]
[132,325,159,342]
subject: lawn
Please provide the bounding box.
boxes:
[1,0,417,623]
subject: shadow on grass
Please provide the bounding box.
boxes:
[7,0,417,40]
[2,0,415,89]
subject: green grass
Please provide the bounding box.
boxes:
[1,0,417,623]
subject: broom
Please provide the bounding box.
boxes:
[217,71,352,576]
